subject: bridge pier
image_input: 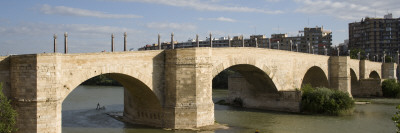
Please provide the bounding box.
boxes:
[329,56,351,94]
[9,54,62,133]
[164,48,214,129]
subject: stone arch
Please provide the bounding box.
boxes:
[62,72,164,127]
[369,71,380,79]
[212,60,281,91]
[301,66,329,88]
[216,64,278,93]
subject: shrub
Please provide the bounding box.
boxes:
[382,79,400,98]
[0,83,18,133]
[301,85,354,115]
[392,105,400,133]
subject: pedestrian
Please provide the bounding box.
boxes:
[96,103,100,110]
[255,129,259,133]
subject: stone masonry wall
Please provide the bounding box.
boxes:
[352,79,382,97]
[0,56,10,98]
[228,74,301,112]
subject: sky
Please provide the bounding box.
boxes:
[0,0,399,55]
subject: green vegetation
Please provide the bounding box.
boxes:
[350,49,365,60]
[382,79,400,98]
[385,56,394,63]
[0,83,18,133]
[300,84,354,115]
[393,105,400,133]
[212,69,236,89]
[81,75,122,86]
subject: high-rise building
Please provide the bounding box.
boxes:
[302,26,332,54]
[349,13,400,61]
[138,27,332,55]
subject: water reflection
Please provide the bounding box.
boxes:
[63,86,399,133]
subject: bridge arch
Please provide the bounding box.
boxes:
[301,66,329,88]
[215,64,278,92]
[62,72,164,127]
[212,61,281,91]
[369,71,380,79]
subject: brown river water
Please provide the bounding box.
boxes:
[62,86,399,133]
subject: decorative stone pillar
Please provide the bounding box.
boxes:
[357,52,360,60]
[308,42,311,53]
[337,47,340,56]
[255,38,258,48]
[53,34,57,53]
[64,32,68,54]
[277,41,280,50]
[209,33,212,48]
[111,33,115,52]
[158,34,161,50]
[296,43,298,52]
[171,32,174,49]
[228,35,231,47]
[124,32,127,51]
[196,34,199,47]
[242,35,244,47]
[268,38,271,49]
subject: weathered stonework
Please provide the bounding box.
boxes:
[0,47,395,133]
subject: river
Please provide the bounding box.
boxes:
[62,86,399,133]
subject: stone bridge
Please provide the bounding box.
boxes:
[0,47,397,133]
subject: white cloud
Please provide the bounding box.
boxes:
[39,4,142,19]
[198,17,236,22]
[146,22,197,30]
[0,23,139,37]
[294,0,400,20]
[114,0,283,14]
[265,0,282,2]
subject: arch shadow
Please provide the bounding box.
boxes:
[369,71,380,79]
[301,66,329,88]
[63,73,163,127]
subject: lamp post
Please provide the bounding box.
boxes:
[290,40,292,51]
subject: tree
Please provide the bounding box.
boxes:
[0,83,18,133]
[350,49,366,60]
[393,105,400,133]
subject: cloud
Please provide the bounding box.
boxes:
[0,23,139,37]
[146,22,197,30]
[198,17,236,22]
[114,0,283,14]
[39,4,142,19]
[294,0,400,20]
